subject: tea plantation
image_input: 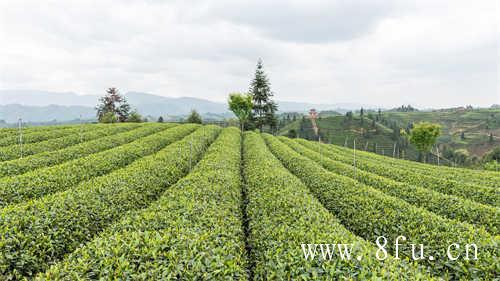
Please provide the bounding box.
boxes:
[0,124,498,280]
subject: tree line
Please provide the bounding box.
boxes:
[96,59,277,128]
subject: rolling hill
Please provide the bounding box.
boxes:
[380,108,500,157]
[279,107,500,165]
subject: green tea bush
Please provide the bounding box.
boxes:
[243,132,432,280]
[0,125,221,279]
[0,123,140,161]
[280,137,499,234]
[0,123,175,178]
[264,134,499,280]
[296,139,499,206]
[38,127,247,280]
[0,123,190,206]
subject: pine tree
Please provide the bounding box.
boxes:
[157,116,164,123]
[249,59,276,132]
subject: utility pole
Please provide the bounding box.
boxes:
[319,136,322,165]
[79,114,83,142]
[436,145,440,166]
[189,135,193,171]
[18,117,23,158]
[353,139,356,181]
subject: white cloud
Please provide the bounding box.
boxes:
[0,0,498,108]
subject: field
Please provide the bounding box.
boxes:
[381,108,500,157]
[279,115,421,160]
[0,123,498,280]
[278,108,500,166]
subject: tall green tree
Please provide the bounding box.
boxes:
[406,122,441,163]
[249,59,277,131]
[228,93,253,131]
[95,88,131,122]
[186,110,202,124]
[264,101,278,131]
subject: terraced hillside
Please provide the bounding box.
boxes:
[279,115,421,161]
[279,108,500,166]
[0,124,498,280]
[381,108,500,157]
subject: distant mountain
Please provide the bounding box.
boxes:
[125,92,229,116]
[0,90,97,107]
[0,104,95,124]
[0,90,379,123]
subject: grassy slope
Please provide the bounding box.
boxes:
[283,116,420,159]
[279,108,499,164]
[382,108,500,156]
[278,119,301,135]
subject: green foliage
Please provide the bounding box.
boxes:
[0,124,134,161]
[0,126,83,147]
[483,160,499,171]
[228,92,253,131]
[483,146,500,162]
[99,111,118,123]
[283,137,498,234]
[452,148,469,164]
[0,124,166,178]
[249,59,277,131]
[157,116,164,123]
[344,111,353,122]
[39,128,245,279]
[0,124,187,206]
[0,125,219,279]
[0,124,78,139]
[186,109,203,124]
[286,128,297,138]
[408,122,441,162]
[243,132,431,280]
[381,108,500,164]
[482,147,500,171]
[392,104,418,112]
[263,134,499,280]
[296,138,499,206]
[127,110,143,122]
[96,88,131,122]
[0,122,497,279]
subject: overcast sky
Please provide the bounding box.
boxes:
[0,0,498,108]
